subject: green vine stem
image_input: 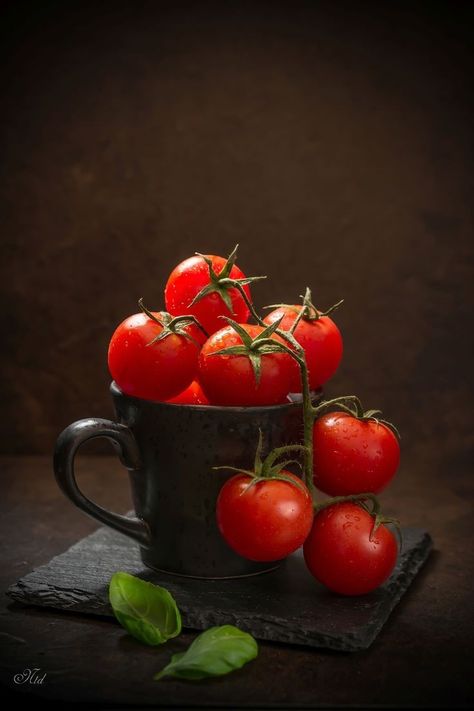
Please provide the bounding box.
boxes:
[215,283,313,489]
[213,278,389,510]
[311,394,401,440]
[262,444,307,474]
[223,282,363,495]
[288,302,307,334]
[254,334,316,498]
[314,492,381,514]
[218,285,364,503]
[313,492,402,548]
[220,278,266,327]
[311,395,364,420]
[213,430,309,496]
[257,325,365,505]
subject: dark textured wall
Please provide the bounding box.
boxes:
[1,1,473,456]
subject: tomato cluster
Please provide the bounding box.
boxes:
[108,248,344,407]
[108,246,401,596]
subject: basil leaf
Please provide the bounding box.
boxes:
[109,572,181,646]
[154,625,258,681]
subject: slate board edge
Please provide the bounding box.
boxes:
[7,529,433,652]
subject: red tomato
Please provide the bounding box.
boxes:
[313,412,400,495]
[217,471,314,561]
[166,380,210,405]
[263,306,342,391]
[108,312,205,402]
[165,254,251,335]
[198,324,294,406]
[303,503,398,595]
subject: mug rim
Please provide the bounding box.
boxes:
[110,381,321,413]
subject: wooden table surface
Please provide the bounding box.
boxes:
[0,447,472,709]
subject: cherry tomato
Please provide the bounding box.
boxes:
[166,380,210,405]
[165,254,251,335]
[303,503,398,595]
[108,312,205,402]
[313,412,400,495]
[217,471,314,562]
[198,324,294,406]
[263,306,342,391]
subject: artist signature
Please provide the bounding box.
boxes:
[13,668,47,685]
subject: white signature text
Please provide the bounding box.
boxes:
[13,668,47,685]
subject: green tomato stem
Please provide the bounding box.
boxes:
[264,330,317,502]
[313,492,381,514]
[226,279,266,327]
[288,303,309,334]
[261,444,307,476]
[311,395,363,420]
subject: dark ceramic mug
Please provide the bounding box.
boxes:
[54,382,318,579]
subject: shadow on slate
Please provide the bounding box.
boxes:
[7,520,432,652]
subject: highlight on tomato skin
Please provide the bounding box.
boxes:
[197,324,295,407]
[303,502,399,596]
[107,312,204,403]
[263,306,343,392]
[166,380,210,405]
[216,471,314,562]
[164,254,251,336]
[312,412,401,496]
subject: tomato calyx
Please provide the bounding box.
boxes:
[264,287,344,334]
[314,492,402,547]
[189,244,266,313]
[312,394,401,440]
[138,298,208,348]
[209,316,288,385]
[214,429,309,495]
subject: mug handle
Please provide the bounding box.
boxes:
[54,418,151,547]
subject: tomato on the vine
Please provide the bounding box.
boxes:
[313,412,400,495]
[108,307,206,402]
[167,380,210,405]
[263,304,342,392]
[303,502,398,595]
[217,471,313,562]
[165,248,254,335]
[198,323,294,406]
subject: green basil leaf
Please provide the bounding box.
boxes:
[154,625,258,681]
[109,572,181,646]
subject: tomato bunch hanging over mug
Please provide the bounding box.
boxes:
[105,244,402,598]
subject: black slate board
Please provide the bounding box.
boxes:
[7,522,432,652]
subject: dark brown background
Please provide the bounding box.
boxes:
[1,0,473,460]
[1,3,474,708]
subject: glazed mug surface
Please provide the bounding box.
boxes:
[54,381,317,579]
